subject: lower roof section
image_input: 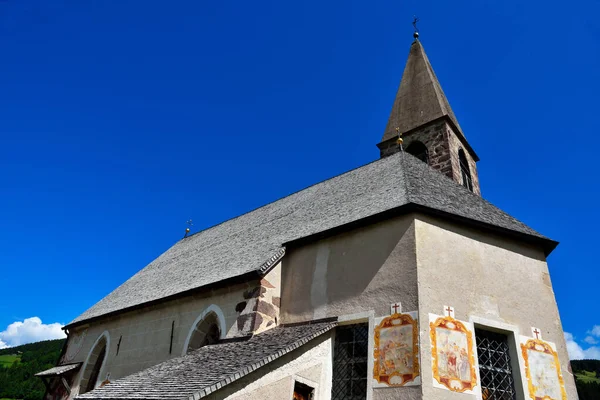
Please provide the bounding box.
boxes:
[77,321,336,400]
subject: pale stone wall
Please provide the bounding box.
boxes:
[280,214,417,324]
[62,278,273,397]
[414,215,577,399]
[204,332,333,400]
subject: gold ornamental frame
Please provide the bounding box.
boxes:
[430,316,478,393]
[520,339,567,400]
[373,313,419,386]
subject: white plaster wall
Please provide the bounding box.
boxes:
[204,332,333,400]
[62,279,261,396]
[280,214,418,324]
[414,215,578,400]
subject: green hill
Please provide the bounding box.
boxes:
[571,359,600,400]
[0,339,65,400]
[0,354,21,368]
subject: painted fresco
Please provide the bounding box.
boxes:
[430,315,477,393]
[521,338,567,400]
[373,312,419,387]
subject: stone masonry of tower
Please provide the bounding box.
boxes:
[377,39,481,195]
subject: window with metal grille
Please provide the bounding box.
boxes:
[475,328,517,400]
[331,323,368,400]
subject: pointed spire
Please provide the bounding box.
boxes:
[381,39,465,142]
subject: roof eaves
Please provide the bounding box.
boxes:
[257,247,286,275]
[282,201,557,256]
[409,203,558,256]
[65,248,288,330]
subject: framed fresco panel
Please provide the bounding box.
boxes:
[520,337,567,400]
[373,311,420,388]
[429,314,478,394]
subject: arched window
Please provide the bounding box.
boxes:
[80,332,109,394]
[405,141,429,164]
[185,311,222,354]
[458,149,473,192]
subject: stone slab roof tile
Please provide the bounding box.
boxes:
[77,322,336,400]
[69,152,553,326]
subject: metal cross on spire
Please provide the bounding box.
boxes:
[412,16,420,39]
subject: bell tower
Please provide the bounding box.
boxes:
[377,35,481,195]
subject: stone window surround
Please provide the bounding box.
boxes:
[79,330,110,394]
[181,304,227,356]
[336,310,375,400]
[469,315,528,400]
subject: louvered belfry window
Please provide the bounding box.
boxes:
[475,328,517,400]
[331,323,368,400]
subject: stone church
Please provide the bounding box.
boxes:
[37,34,578,400]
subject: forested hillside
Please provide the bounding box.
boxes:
[0,339,65,400]
[571,359,600,400]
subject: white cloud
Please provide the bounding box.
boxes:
[564,331,600,360]
[589,325,600,337]
[0,317,66,348]
[584,335,598,345]
[0,339,8,349]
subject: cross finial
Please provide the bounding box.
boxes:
[184,219,193,238]
[395,127,403,150]
[412,16,419,39]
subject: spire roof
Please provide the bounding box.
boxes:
[382,39,465,142]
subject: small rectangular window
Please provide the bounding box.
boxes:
[476,328,517,400]
[331,323,368,400]
[293,381,314,400]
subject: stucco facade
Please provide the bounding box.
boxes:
[280,214,417,324]
[414,215,577,400]
[275,212,575,400]
[57,211,574,400]
[61,279,262,395]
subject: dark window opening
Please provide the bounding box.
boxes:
[331,323,368,400]
[459,149,473,192]
[79,336,108,394]
[293,381,314,400]
[405,141,429,164]
[187,312,222,353]
[476,328,517,400]
[85,345,106,393]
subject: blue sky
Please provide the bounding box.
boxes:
[0,1,598,356]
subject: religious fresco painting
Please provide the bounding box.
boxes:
[373,311,420,387]
[520,337,567,400]
[429,314,478,394]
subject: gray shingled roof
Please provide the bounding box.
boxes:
[77,322,336,400]
[69,152,553,326]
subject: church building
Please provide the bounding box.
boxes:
[37,33,578,400]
